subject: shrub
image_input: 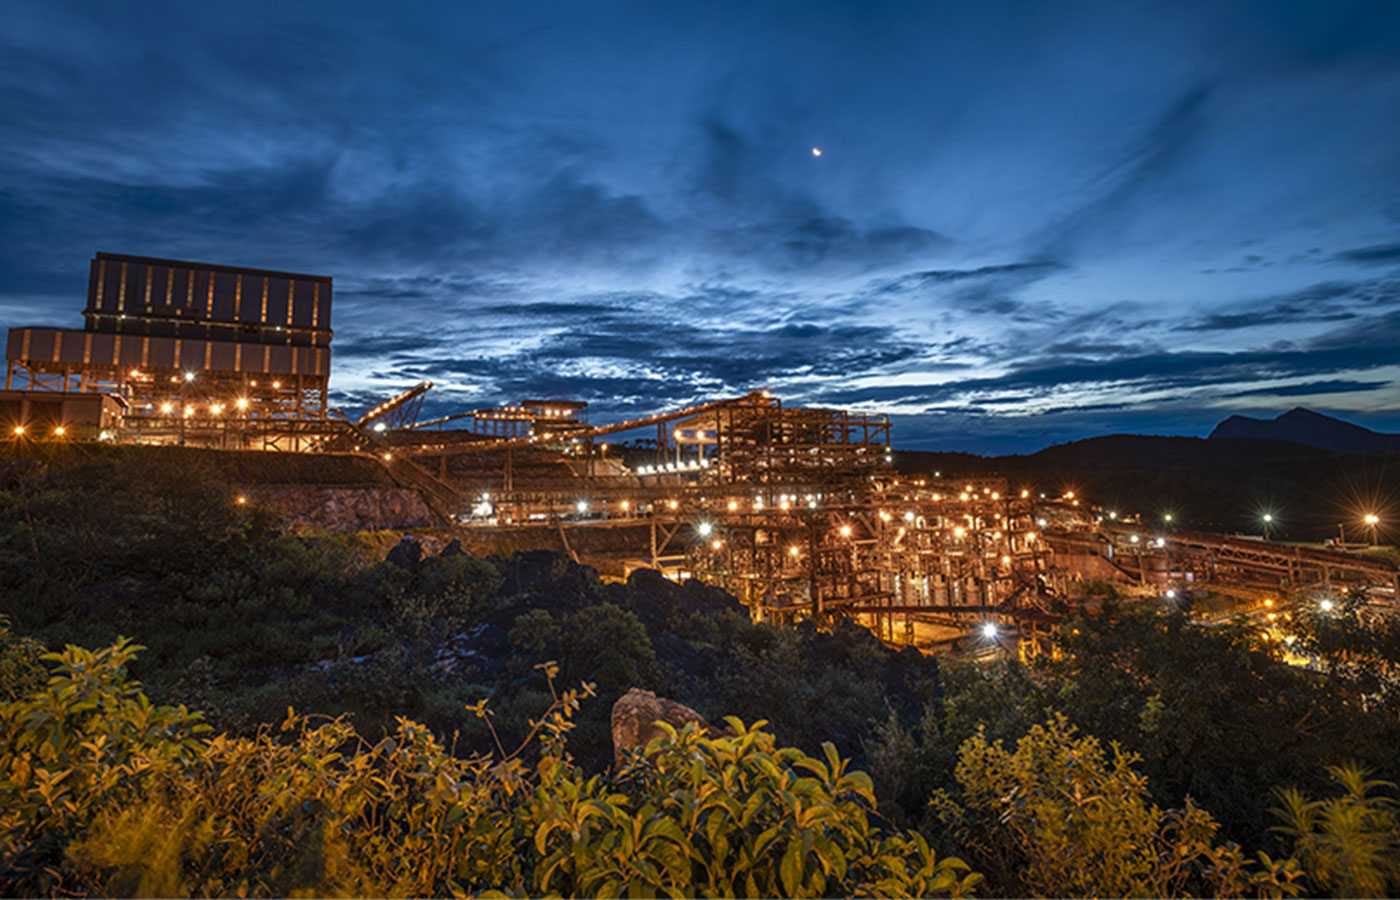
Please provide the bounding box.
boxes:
[0,641,976,898]
[0,639,209,894]
[1272,764,1400,897]
[933,714,1303,898]
[0,616,45,702]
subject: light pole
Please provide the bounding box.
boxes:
[1262,513,1273,542]
[1364,513,1380,546]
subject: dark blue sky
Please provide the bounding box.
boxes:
[4,1,1400,452]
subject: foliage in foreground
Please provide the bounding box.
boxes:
[934,715,1303,898]
[0,639,978,898]
[1272,764,1400,898]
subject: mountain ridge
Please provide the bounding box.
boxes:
[1208,407,1400,453]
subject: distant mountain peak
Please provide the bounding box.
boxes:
[1209,407,1400,453]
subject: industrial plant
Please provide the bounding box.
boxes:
[5,253,1396,655]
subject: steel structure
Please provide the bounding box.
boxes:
[383,382,1399,649]
[1091,522,1400,598]
[409,400,589,439]
[377,390,1063,647]
[356,381,433,430]
[678,479,1053,640]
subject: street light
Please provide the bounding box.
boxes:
[1364,513,1381,544]
[1262,513,1273,541]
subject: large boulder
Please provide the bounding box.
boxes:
[610,688,711,769]
[386,535,424,568]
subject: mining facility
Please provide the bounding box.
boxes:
[5,252,1397,656]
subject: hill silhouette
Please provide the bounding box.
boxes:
[1209,407,1400,454]
[895,433,1399,542]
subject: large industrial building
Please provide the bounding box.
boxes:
[3,252,333,447]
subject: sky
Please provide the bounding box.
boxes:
[3,0,1400,453]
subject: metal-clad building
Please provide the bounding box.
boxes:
[4,252,335,446]
[82,252,331,347]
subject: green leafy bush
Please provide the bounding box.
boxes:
[0,640,976,898]
[1272,765,1400,898]
[933,715,1303,898]
[0,615,45,702]
[0,639,209,894]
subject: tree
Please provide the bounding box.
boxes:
[1036,607,1400,846]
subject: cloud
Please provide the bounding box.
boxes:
[1035,84,1212,260]
[332,333,451,359]
[1334,242,1400,265]
[6,1,1400,452]
[806,307,1400,412]
[1220,379,1391,399]
[1171,279,1400,332]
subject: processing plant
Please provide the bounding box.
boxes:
[5,252,1395,655]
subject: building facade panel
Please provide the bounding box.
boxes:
[214,271,240,322]
[118,336,142,368]
[148,338,176,369]
[90,333,115,365]
[122,264,142,315]
[293,280,316,329]
[265,277,290,326]
[27,330,55,363]
[267,345,293,374]
[210,341,236,371]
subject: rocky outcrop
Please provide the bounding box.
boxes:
[386,535,425,568]
[611,688,712,769]
[237,484,436,531]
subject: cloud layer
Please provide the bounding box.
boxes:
[3,0,1400,452]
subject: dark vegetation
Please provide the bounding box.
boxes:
[3,444,1400,895]
[896,435,1400,541]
